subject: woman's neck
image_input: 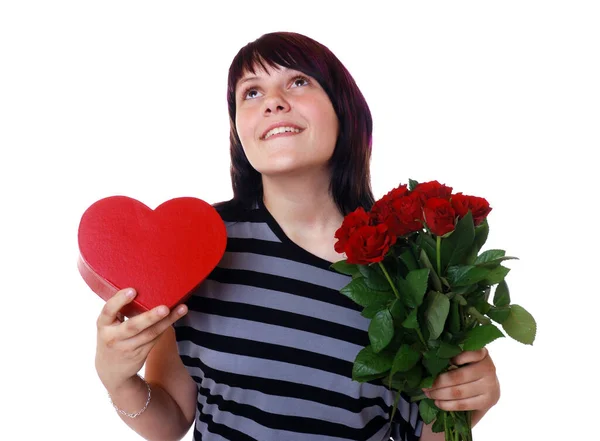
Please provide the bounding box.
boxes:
[261,171,344,239]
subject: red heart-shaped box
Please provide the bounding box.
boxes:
[77,196,227,318]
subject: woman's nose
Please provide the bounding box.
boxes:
[263,93,290,114]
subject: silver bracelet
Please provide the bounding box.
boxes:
[108,374,152,418]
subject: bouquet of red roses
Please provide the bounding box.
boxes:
[331,179,536,441]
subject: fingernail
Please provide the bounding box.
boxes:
[125,289,136,298]
[157,306,168,316]
[177,306,187,315]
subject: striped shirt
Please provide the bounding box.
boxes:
[174,198,423,441]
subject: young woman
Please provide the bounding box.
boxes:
[94,31,500,441]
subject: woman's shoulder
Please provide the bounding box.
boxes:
[211,198,257,223]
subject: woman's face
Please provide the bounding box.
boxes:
[234,63,339,179]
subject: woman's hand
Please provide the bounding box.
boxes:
[423,348,500,426]
[95,287,188,394]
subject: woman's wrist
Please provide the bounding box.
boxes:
[105,374,152,418]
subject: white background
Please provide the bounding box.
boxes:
[1,1,598,440]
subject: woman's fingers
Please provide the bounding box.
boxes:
[96,288,137,328]
[422,348,500,412]
[119,304,171,339]
[425,378,486,401]
[427,349,493,390]
[430,393,489,412]
[452,347,488,366]
[123,304,188,349]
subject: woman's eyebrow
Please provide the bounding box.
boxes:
[238,69,299,87]
[237,76,260,88]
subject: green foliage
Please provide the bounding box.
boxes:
[340,277,394,308]
[392,344,422,375]
[329,185,537,440]
[463,324,505,351]
[425,291,450,341]
[352,346,394,381]
[369,309,395,353]
[330,260,359,277]
[501,305,537,345]
[419,398,439,424]
[440,211,475,270]
[493,280,511,307]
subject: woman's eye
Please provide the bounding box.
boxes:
[245,89,260,99]
[291,76,309,88]
[243,75,309,100]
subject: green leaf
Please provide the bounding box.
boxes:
[402,308,419,329]
[451,284,479,296]
[424,291,450,340]
[359,264,391,291]
[487,305,511,324]
[392,344,422,374]
[446,265,491,287]
[405,364,423,389]
[330,260,360,276]
[419,399,439,425]
[395,277,415,308]
[493,280,511,307]
[382,372,406,390]
[453,294,467,306]
[431,411,446,433]
[419,249,443,292]
[408,178,419,191]
[361,301,389,319]
[474,249,519,269]
[469,291,490,312]
[484,265,511,285]
[477,256,519,269]
[422,350,450,377]
[474,219,489,250]
[369,309,395,353]
[419,376,435,389]
[389,299,406,323]
[340,277,394,308]
[502,304,537,345]
[467,305,491,325]
[417,233,438,273]
[474,249,505,265]
[398,248,419,272]
[441,211,475,270]
[406,268,430,307]
[448,301,461,334]
[463,324,505,351]
[352,346,394,381]
[436,341,462,358]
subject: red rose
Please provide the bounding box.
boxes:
[334,207,370,254]
[382,184,409,201]
[370,184,408,225]
[370,185,422,237]
[450,193,470,218]
[467,195,492,226]
[370,197,393,226]
[413,180,453,203]
[423,197,456,236]
[345,224,397,265]
[388,193,424,236]
[451,193,492,226]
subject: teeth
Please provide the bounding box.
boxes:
[264,126,301,139]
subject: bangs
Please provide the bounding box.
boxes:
[228,33,332,107]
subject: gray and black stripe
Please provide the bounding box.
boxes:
[174,199,423,441]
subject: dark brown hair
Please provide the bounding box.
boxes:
[226,31,375,215]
